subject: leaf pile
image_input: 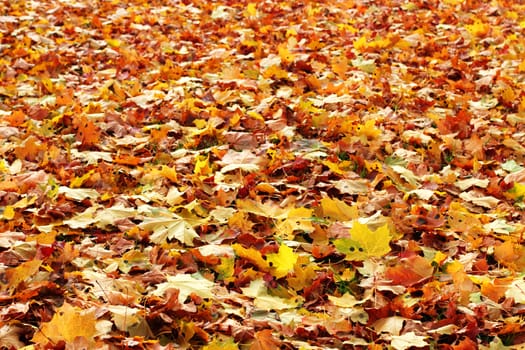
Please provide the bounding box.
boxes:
[1,0,525,348]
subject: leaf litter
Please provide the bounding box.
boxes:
[1,0,525,348]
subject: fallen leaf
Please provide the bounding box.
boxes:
[266,244,298,278]
[334,221,392,261]
[31,303,97,345]
[153,273,215,303]
[390,332,428,350]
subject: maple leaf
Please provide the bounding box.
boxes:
[266,244,298,278]
[31,303,97,345]
[138,216,199,246]
[334,221,392,261]
[5,259,42,293]
[385,255,434,287]
[465,19,490,37]
[505,279,525,304]
[153,273,215,303]
[74,115,101,147]
[287,258,318,291]
[320,197,358,221]
[232,243,270,271]
[249,329,280,350]
[107,305,141,332]
[275,207,315,239]
[505,182,525,202]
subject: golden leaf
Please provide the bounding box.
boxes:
[31,303,97,345]
[6,260,42,293]
[334,221,392,261]
[266,244,298,278]
[233,244,270,271]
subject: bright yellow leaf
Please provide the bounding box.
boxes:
[245,3,257,18]
[356,119,381,140]
[465,19,489,37]
[214,256,235,282]
[288,260,318,291]
[2,205,15,220]
[194,154,212,179]
[151,165,178,182]
[266,244,298,278]
[353,36,368,52]
[334,221,392,261]
[106,38,122,47]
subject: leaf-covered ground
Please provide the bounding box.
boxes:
[1,0,525,348]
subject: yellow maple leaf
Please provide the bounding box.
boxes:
[263,65,289,79]
[194,154,213,178]
[244,3,257,18]
[288,259,318,291]
[150,165,178,182]
[5,260,42,293]
[1,205,15,220]
[356,119,381,140]
[353,36,368,52]
[334,221,392,261]
[233,244,270,271]
[320,197,358,222]
[275,207,314,239]
[31,303,97,345]
[214,256,235,282]
[266,244,298,278]
[465,19,489,37]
